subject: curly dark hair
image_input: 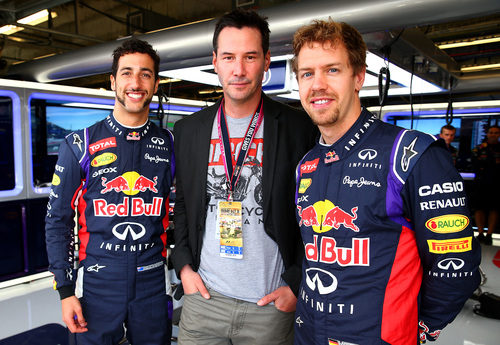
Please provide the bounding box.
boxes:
[111,38,160,80]
[292,19,367,76]
[213,9,270,55]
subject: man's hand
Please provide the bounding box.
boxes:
[180,265,210,299]
[61,296,88,333]
[257,286,297,312]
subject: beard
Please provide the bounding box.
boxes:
[115,89,153,113]
[307,103,340,127]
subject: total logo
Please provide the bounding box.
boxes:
[300,158,319,176]
[101,171,158,194]
[297,200,359,233]
[305,267,338,294]
[89,137,117,155]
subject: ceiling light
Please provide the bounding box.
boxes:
[438,35,500,49]
[0,25,23,35]
[159,78,181,84]
[461,63,500,72]
[0,9,57,36]
[161,52,443,101]
[198,89,223,95]
[18,9,57,25]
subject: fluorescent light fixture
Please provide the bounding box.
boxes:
[159,78,181,84]
[159,55,293,90]
[161,52,442,101]
[18,9,57,25]
[0,25,23,35]
[0,9,57,36]
[62,102,115,110]
[278,52,442,100]
[438,35,500,49]
[461,63,500,72]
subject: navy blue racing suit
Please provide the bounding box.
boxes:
[294,110,480,345]
[45,114,174,344]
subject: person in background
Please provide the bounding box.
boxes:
[439,124,458,165]
[472,125,500,245]
[171,9,316,345]
[292,19,481,345]
[45,38,174,344]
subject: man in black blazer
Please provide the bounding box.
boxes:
[171,9,316,344]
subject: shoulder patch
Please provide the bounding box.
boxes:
[65,128,88,164]
[391,130,436,184]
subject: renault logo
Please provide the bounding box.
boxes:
[437,258,464,270]
[358,149,377,160]
[112,222,146,240]
[305,267,338,294]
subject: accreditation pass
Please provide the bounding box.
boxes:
[217,200,243,259]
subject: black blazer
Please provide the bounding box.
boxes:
[171,93,317,296]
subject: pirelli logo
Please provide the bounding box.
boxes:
[427,237,472,253]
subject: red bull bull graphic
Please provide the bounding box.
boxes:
[305,234,369,266]
[101,176,129,193]
[101,171,158,195]
[324,150,339,163]
[127,131,140,140]
[297,200,359,232]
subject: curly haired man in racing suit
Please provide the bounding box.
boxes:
[45,38,174,344]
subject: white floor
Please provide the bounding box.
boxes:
[1,240,499,344]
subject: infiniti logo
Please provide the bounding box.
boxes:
[358,149,377,160]
[151,137,165,145]
[305,267,338,294]
[112,222,146,240]
[437,258,464,270]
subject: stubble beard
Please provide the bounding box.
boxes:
[309,106,340,127]
[116,90,152,114]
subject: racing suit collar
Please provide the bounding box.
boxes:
[105,114,152,140]
[317,109,378,161]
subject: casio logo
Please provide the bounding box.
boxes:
[419,182,463,197]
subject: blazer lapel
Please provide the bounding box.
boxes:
[262,95,279,222]
[193,101,219,214]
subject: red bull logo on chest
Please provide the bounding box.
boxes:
[297,200,359,233]
[101,171,158,195]
[305,234,369,266]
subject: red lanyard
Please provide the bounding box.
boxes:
[216,98,263,201]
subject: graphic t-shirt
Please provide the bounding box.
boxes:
[198,113,285,302]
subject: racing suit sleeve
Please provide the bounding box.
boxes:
[45,137,85,300]
[402,143,481,342]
